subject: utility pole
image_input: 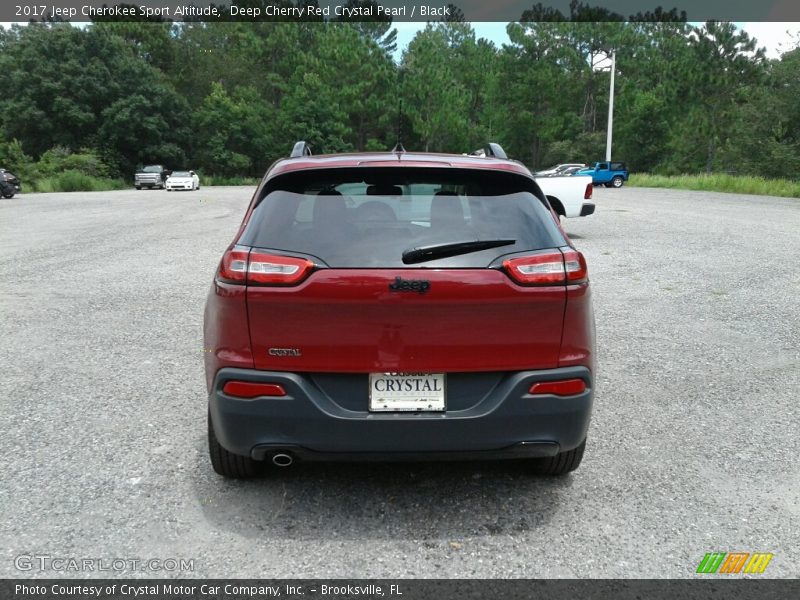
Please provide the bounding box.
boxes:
[605,49,616,162]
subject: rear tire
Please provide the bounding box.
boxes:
[135,186,141,190]
[208,413,260,478]
[529,439,586,475]
[612,176,624,188]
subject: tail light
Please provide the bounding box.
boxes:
[223,381,287,398]
[562,249,588,283]
[503,249,588,286]
[529,379,586,396]
[584,183,593,200]
[217,247,314,286]
[503,251,565,285]
[247,251,314,285]
[218,248,248,282]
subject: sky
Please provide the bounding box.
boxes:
[393,21,800,60]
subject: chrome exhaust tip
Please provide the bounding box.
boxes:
[272,453,294,467]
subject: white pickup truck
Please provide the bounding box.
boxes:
[535,174,595,219]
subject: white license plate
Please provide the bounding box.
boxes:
[368,373,446,412]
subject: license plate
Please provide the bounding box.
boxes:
[368,373,446,412]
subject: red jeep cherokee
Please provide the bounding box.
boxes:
[204,143,596,478]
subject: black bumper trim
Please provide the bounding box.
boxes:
[580,202,596,216]
[251,441,560,462]
[209,366,593,458]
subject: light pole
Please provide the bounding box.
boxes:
[605,49,616,162]
[606,50,617,162]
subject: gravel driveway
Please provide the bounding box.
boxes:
[0,186,797,578]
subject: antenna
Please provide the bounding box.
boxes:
[392,98,405,152]
[395,67,405,153]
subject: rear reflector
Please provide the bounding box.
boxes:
[529,379,586,396]
[217,248,314,286]
[222,381,287,398]
[503,249,588,286]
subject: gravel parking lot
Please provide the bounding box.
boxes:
[0,186,798,578]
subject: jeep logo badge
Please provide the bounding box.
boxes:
[388,276,430,294]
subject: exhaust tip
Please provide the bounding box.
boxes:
[272,453,294,467]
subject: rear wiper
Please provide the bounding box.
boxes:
[402,239,516,265]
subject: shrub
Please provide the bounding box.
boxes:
[35,147,111,178]
[0,139,34,175]
[200,174,259,187]
[30,171,126,193]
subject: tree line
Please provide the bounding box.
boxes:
[1,3,798,182]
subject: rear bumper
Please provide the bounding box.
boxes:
[209,367,594,461]
[580,202,595,216]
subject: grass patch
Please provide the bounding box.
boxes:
[201,175,260,187]
[25,171,259,192]
[629,173,800,198]
[30,171,127,193]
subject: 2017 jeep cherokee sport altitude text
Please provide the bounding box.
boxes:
[204,144,596,478]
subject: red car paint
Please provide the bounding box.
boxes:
[205,151,594,391]
[246,269,566,373]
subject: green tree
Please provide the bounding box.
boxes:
[98,88,189,172]
[719,47,800,177]
[92,20,176,71]
[0,23,188,173]
[334,1,398,55]
[304,24,396,150]
[401,25,469,152]
[611,21,693,171]
[682,21,766,172]
[194,82,278,175]
[496,22,583,166]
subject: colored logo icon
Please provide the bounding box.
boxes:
[696,552,773,574]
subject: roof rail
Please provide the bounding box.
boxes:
[469,142,508,159]
[484,143,507,159]
[290,141,312,158]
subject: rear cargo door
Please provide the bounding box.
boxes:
[246,267,565,373]
[238,167,570,373]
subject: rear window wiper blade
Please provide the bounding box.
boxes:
[402,239,516,265]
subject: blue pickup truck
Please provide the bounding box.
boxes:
[577,161,629,188]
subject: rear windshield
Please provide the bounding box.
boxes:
[239,167,565,268]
